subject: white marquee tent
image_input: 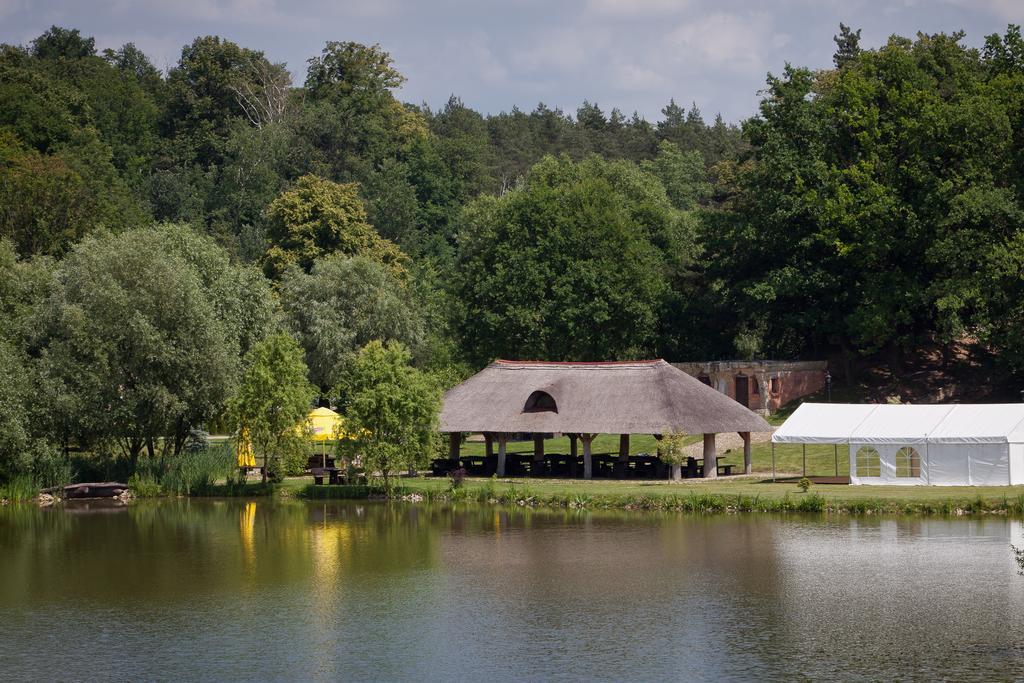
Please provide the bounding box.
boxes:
[772,403,1024,486]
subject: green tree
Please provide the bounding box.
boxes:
[102,42,164,99]
[163,35,278,166]
[454,154,693,364]
[230,333,316,484]
[335,341,440,488]
[641,141,711,210]
[263,174,409,278]
[656,431,688,481]
[30,26,96,60]
[279,255,426,392]
[300,41,426,181]
[36,224,275,467]
[833,23,863,68]
[0,240,58,484]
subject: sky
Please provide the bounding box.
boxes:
[1,0,1023,124]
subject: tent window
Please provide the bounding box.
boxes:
[523,390,558,413]
[855,446,881,477]
[895,447,921,477]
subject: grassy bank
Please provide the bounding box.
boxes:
[283,475,1024,516]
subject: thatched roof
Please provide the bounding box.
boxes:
[439,360,771,435]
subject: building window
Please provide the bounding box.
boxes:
[698,374,711,386]
[855,446,881,477]
[752,378,760,395]
[523,390,558,413]
[895,447,921,478]
[769,377,780,394]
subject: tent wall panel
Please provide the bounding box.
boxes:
[927,444,971,486]
[969,444,1010,486]
[1010,444,1024,486]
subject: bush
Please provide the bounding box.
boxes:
[797,477,811,492]
[127,473,162,497]
[448,467,467,489]
[185,428,210,453]
[283,445,310,477]
[31,444,72,488]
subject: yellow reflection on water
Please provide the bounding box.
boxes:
[240,501,256,573]
[309,504,354,584]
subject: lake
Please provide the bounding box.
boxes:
[1,499,1023,681]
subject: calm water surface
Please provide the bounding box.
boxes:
[1,499,1023,681]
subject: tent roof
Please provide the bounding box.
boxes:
[928,404,1024,443]
[307,406,342,441]
[439,359,770,435]
[772,403,1024,445]
[849,404,956,444]
[771,403,878,444]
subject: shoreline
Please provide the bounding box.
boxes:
[8,476,1024,517]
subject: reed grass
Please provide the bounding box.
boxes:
[0,475,38,503]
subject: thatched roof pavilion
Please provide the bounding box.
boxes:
[440,360,771,479]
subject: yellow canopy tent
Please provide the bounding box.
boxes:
[305,407,344,468]
[236,426,256,468]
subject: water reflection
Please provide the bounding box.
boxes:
[1,501,1023,681]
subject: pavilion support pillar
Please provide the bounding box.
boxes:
[581,434,595,480]
[497,433,508,477]
[484,433,493,459]
[740,432,752,475]
[703,433,717,479]
[569,434,579,478]
[448,432,460,463]
[532,433,545,477]
[618,434,629,479]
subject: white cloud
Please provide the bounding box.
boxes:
[511,27,610,72]
[0,0,25,19]
[945,0,1024,22]
[464,32,509,85]
[586,0,689,16]
[668,12,776,76]
[611,62,670,90]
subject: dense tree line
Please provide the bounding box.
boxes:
[3,24,1024,486]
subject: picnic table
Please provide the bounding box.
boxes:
[688,458,736,477]
[310,467,342,485]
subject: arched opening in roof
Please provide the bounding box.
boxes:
[523,390,558,414]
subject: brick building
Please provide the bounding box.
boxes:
[672,360,828,415]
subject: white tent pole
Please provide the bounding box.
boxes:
[771,442,776,482]
[924,441,929,485]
